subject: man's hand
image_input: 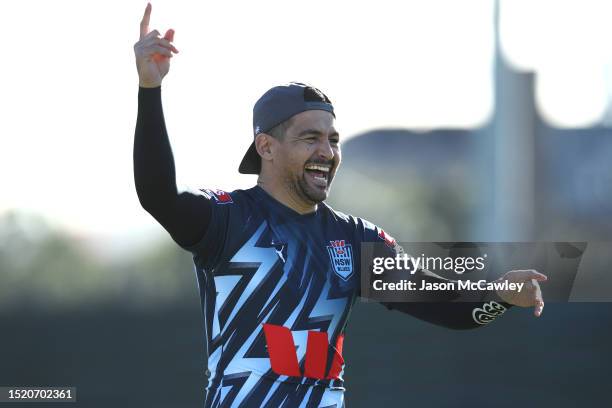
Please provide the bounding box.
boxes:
[495,270,548,317]
[133,2,180,88]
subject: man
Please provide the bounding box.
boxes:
[133,4,546,407]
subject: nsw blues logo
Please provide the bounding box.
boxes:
[327,240,353,280]
[199,189,233,204]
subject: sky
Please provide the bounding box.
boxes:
[1,0,612,249]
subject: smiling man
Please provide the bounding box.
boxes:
[133,3,546,407]
[240,84,340,210]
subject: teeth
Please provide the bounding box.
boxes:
[305,164,330,172]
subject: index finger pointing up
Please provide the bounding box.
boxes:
[140,2,152,40]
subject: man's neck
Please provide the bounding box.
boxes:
[257,179,317,215]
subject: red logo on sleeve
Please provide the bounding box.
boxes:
[214,190,233,203]
[201,189,234,204]
[378,229,396,248]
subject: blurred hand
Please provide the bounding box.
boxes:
[496,270,548,317]
[133,3,180,88]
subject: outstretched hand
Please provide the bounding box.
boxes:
[133,3,180,88]
[495,270,548,317]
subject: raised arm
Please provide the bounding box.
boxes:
[132,3,211,248]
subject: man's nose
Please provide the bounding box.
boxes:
[316,139,334,161]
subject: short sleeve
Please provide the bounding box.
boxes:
[352,217,403,296]
[180,188,239,270]
[359,217,404,259]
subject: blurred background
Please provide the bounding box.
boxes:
[1,0,611,406]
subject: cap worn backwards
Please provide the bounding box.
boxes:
[238,82,335,174]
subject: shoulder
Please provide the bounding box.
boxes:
[182,186,263,263]
[194,186,261,209]
[321,203,394,244]
[196,187,245,203]
[321,203,353,224]
[190,187,265,232]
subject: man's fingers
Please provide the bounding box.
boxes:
[141,37,178,54]
[135,30,161,53]
[143,29,161,41]
[534,299,545,317]
[137,4,177,54]
[530,271,548,282]
[157,37,179,53]
[139,2,152,40]
[534,281,544,317]
[148,45,173,58]
[164,28,175,43]
[510,269,548,282]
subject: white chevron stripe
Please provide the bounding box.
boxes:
[224,222,278,331]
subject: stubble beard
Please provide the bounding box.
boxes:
[286,171,334,206]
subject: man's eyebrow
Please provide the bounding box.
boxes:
[297,129,324,137]
[297,129,340,138]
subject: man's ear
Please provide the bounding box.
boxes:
[255,133,275,163]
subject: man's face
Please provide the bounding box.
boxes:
[272,110,341,205]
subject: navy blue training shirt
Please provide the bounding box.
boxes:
[134,86,512,408]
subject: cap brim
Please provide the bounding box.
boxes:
[238,140,261,174]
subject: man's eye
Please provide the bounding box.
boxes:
[330,139,340,145]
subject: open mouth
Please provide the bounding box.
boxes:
[304,163,331,188]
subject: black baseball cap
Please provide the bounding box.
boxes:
[238,82,335,174]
